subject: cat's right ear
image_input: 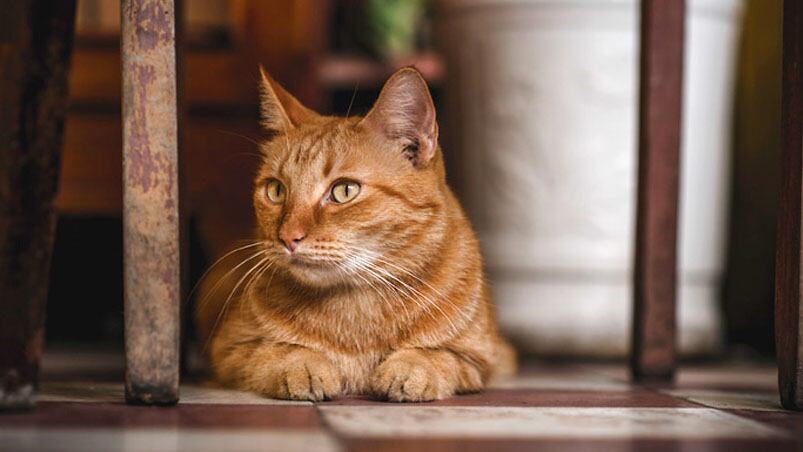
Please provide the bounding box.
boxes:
[359,67,438,168]
[259,66,318,134]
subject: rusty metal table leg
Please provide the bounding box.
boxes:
[630,0,685,382]
[775,0,803,412]
[121,0,180,405]
[0,0,76,411]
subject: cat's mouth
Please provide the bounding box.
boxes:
[280,252,350,287]
[290,258,328,269]
[286,254,340,270]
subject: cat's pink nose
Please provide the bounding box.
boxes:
[280,229,305,253]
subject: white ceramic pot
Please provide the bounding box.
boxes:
[437,0,743,357]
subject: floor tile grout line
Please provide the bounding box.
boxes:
[313,400,354,451]
[638,384,797,439]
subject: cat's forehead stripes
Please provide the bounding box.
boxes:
[274,120,355,193]
[290,126,329,166]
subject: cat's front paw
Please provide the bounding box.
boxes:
[370,350,453,402]
[273,350,342,401]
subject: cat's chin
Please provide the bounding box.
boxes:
[282,259,347,289]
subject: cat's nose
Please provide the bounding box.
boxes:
[279,228,305,253]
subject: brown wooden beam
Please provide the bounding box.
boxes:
[630,0,685,382]
[775,0,803,412]
[0,0,76,411]
[121,0,180,405]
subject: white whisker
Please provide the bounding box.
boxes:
[368,252,475,324]
[188,241,266,304]
[204,254,275,352]
[343,245,476,337]
[197,249,269,311]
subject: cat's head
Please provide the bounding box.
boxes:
[254,67,448,289]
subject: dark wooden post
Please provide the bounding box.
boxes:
[775,0,803,412]
[121,0,180,405]
[630,0,685,382]
[0,0,76,411]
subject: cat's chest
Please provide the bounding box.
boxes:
[305,305,404,353]
[324,350,383,393]
[270,290,408,348]
[254,293,456,393]
[289,316,395,393]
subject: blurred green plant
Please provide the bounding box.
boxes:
[361,0,427,59]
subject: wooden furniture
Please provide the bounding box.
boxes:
[630,0,685,382]
[120,0,181,406]
[775,0,803,412]
[0,0,77,411]
[629,0,803,412]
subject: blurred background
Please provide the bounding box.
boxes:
[50,0,780,364]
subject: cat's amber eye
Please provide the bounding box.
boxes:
[330,180,361,204]
[264,179,286,204]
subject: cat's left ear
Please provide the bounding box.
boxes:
[360,67,438,167]
[259,66,319,133]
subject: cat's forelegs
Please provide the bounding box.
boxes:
[213,342,342,401]
[369,348,487,402]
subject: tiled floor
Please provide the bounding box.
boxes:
[1,351,801,451]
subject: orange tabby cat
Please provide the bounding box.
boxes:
[195,66,516,402]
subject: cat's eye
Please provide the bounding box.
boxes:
[330,180,361,204]
[264,179,286,204]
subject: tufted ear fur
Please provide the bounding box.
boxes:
[360,67,438,167]
[259,66,320,134]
